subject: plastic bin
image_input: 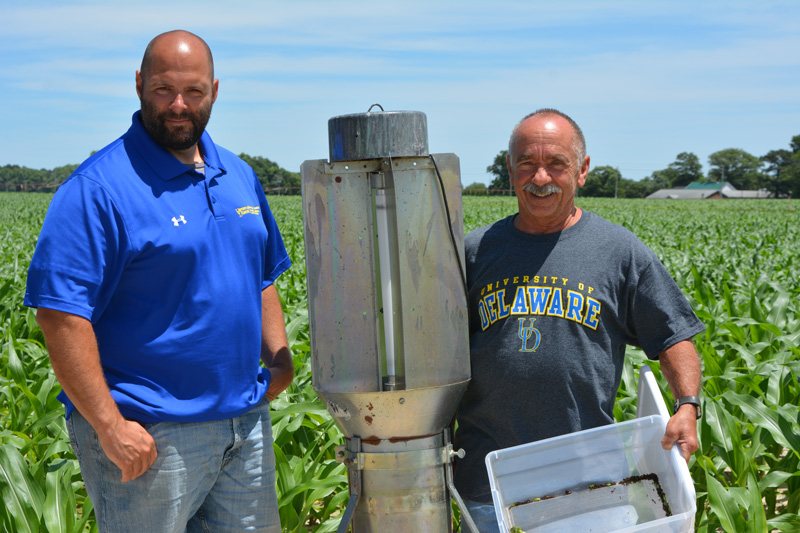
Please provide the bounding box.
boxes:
[485,366,696,532]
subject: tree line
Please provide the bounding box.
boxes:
[0,154,301,195]
[470,134,800,198]
[7,134,800,198]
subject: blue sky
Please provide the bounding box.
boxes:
[2,0,799,186]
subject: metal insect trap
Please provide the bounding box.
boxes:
[301,107,476,532]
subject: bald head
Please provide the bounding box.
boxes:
[509,108,586,165]
[140,30,214,84]
[135,30,218,161]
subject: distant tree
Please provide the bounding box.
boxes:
[463,182,487,196]
[238,153,300,195]
[645,152,703,190]
[620,178,656,199]
[487,150,511,192]
[581,166,621,197]
[50,164,79,183]
[707,149,763,190]
[1,153,299,193]
[647,168,679,189]
[790,134,800,154]
[783,134,800,198]
[791,163,800,199]
[668,152,703,187]
[634,175,666,197]
[0,164,48,191]
[760,149,793,198]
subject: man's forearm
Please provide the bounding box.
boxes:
[260,285,293,400]
[659,338,702,461]
[36,307,157,481]
[35,308,124,432]
[660,339,701,402]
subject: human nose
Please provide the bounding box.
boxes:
[531,165,551,185]
[169,93,187,112]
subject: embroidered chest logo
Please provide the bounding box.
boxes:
[517,318,541,352]
[236,206,260,217]
[171,215,187,226]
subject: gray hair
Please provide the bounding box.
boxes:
[508,108,586,165]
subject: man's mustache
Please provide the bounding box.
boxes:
[522,183,562,196]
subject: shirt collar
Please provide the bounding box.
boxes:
[125,111,226,181]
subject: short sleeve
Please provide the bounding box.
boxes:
[627,257,705,358]
[253,178,291,288]
[25,176,132,322]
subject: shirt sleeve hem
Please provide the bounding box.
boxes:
[23,296,94,322]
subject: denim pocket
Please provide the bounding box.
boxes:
[66,415,81,461]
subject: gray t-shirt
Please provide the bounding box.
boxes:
[453,210,705,503]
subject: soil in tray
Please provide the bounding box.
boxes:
[507,473,672,532]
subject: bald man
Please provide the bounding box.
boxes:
[453,109,704,532]
[26,30,291,532]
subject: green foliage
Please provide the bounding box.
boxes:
[761,149,794,198]
[488,133,800,198]
[238,154,301,195]
[486,150,511,192]
[0,154,299,195]
[0,164,79,192]
[707,148,765,190]
[669,152,705,187]
[3,192,800,531]
[582,165,622,198]
[762,137,800,199]
[464,182,486,190]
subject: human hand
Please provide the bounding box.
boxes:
[661,405,699,462]
[97,419,158,482]
[265,363,293,403]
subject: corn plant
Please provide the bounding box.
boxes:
[2,192,799,532]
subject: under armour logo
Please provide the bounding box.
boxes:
[172,215,187,226]
[517,317,541,352]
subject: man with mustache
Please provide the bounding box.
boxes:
[25,30,291,532]
[453,109,704,531]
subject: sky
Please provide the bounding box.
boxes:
[2,0,799,186]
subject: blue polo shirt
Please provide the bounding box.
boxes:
[25,112,291,423]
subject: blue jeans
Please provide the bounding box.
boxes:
[462,499,501,533]
[67,397,280,533]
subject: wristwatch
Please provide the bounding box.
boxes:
[673,396,702,419]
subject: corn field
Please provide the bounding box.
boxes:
[1,192,798,532]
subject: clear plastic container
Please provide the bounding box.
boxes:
[485,367,696,532]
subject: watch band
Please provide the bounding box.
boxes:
[673,395,702,419]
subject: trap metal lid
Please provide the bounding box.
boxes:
[328,106,429,162]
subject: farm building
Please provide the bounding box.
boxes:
[646,181,773,199]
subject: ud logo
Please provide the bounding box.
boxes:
[171,215,187,226]
[517,317,540,352]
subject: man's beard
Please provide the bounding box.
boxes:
[140,97,212,152]
[522,182,563,197]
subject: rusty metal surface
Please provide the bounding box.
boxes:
[316,380,469,441]
[301,141,471,533]
[347,434,452,532]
